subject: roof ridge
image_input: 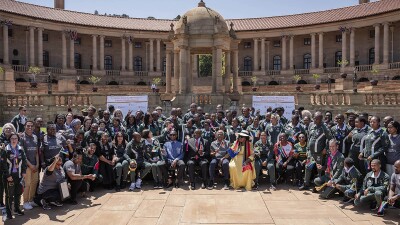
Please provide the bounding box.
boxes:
[13,0,176,22]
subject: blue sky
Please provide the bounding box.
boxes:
[18,0,376,19]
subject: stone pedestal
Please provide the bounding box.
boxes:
[58,79,77,93]
[0,70,15,93]
[335,78,353,92]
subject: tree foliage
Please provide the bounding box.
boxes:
[199,55,212,77]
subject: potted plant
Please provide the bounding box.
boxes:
[0,66,4,75]
[312,73,321,90]
[28,66,41,88]
[370,67,379,86]
[293,75,302,91]
[337,59,349,78]
[152,77,162,93]
[88,75,101,92]
[251,76,258,92]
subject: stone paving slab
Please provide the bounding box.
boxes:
[5,185,400,225]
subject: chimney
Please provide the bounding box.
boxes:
[359,0,370,4]
[54,0,65,9]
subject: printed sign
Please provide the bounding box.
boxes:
[252,96,295,119]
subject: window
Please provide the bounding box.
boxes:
[134,56,142,71]
[74,53,81,69]
[244,42,251,49]
[303,53,311,69]
[273,55,281,70]
[163,57,166,72]
[369,48,375,65]
[74,38,81,45]
[304,38,311,46]
[12,49,18,56]
[8,28,13,37]
[104,55,113,70]
[335,35,342,43]
[43,51,49,67]
[105,40,112,47]
[273,41,281,47]
[243,56,252,71]
[43,33,49,42]
[369,30,375,38]
[335,51,342,67]
[163,44,166,50]
[135,42,142,48]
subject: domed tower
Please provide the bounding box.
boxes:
[170,0,238,94]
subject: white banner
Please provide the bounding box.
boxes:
[252,96,295,119]
[107,96,148,117]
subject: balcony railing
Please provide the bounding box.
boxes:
[105,70,120,76]
[389,62,400,70]
[76,69,92,76]
[12,65,29,72]
[294,69,309,75]
[323,67,340,73]
[355,65,372,72]
[45,67,62,74]
[134,71,149,76]
[266,70,281,75]
[239,71,252,77]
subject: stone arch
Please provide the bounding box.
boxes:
[298,80,307,84]
[268,81,279,85]
[392,76,400,80]
[242,81,251,86]
[137,81,147,86]
[15,78,27,82]
[79,80,90,84]
[358,77,369,82]
[108,81,119,85]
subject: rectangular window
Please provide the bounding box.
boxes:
[244,42,251,49]
[369,30,375,38]
[135,42,142,48]
[304,38,311,45]
[8,28,13,37]
[105,40,112,47]
[43,33,49,42]
[335,35,342,43]
[273,41,281,47]
[74,37,81,45]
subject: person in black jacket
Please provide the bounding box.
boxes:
[186,129,209,190]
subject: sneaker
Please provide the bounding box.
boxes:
[270,184,277,191]
[14,209,24,216]
[201,182,206,189]
[23,202,33,210]
[298,184,310,191]
[115,185,121,192]
[135,179,142,189]
[49,201,63,207]
[30,201,39,207]
[207,180,214,190]
[253,182,259,190]
[190,182,195,190]
[41,199,51,210]
[223,184,229,190]
[129,182,136,191]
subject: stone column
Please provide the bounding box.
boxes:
[29,27,35,66]
[37,28,43,67]
[350,29,355,67]
[212,47,217,93]
[289,36,294,69]
[149,39,154,72]
[216,47,223,93]
[311,33,316,68]
[69,38,74,69]
[282,36,287,70]
[156,39,161,72]
[266,41,270,70]
[165,50,172,93]
[261,38,266,71]
[225,51,231,93]
[187,49,192,93]
[232,50,239,93]
[2,25,9,64]
[121,37,126,71]
[374,24,380,64]
[253,38,258,71]
[128,40,133,71]
[179,47,187,94]
[92,35,97,70]
[62,32,67,69]
[341,30,347,68]
[383,22,389,65]
[99,35,105,70]
[318,33,324,68]
[174,50,180,93]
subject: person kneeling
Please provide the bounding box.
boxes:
[331,158,362,202]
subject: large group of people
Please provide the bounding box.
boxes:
[0,103,399,221]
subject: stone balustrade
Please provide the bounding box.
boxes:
[355,65,373,72]
[45,67,63,74]
[239,71,252,77]
[12,65,29,72]
[192,94,212,105]
[76,69,92,76]
[323,67,340,74]
[389,62,400,70]
[266,70,281,75]
[294,69,310,75]
[105,70,121,76]
[134,71,149,76]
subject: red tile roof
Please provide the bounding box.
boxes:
[0,0,399,32]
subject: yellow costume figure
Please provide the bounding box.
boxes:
[228,131,256,191]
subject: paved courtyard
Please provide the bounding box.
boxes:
[6,183,399,225]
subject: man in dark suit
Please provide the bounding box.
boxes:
[11,106,27,133]
[186,129,209,190]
